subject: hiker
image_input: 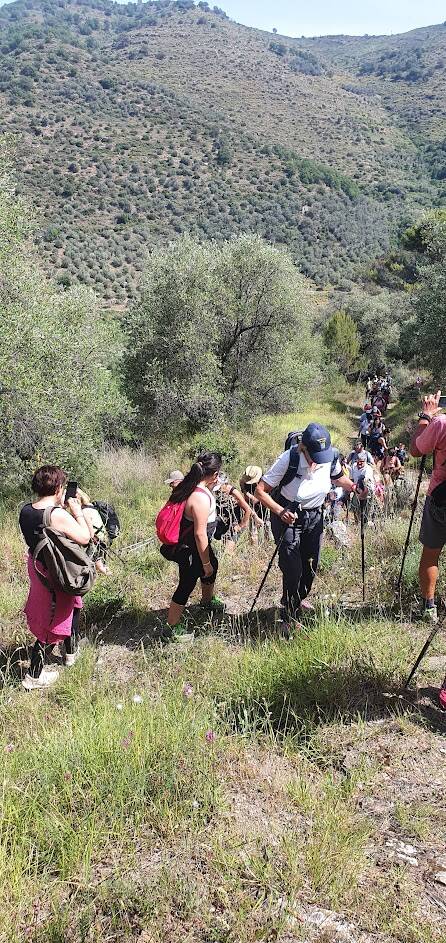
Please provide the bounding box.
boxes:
[359,405,372,448]
[240,465,270,539]
[410,390,446,633]
[351,453,375,525]
[76,487,119,575]
[382,448,402,483]
[214,475,252,552]
[19,465,91,690]
[396,443,407,466]
[165,470,184,491]
[165,451,225,639]
[369,418,387,467]
[255,423,360,632]
[348,439,373,466]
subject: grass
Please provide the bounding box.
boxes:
[1,394,446,941]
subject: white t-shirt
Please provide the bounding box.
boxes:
[263,450,342,510]
[351,463,375,493]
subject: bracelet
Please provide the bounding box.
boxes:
[418,413,432,423]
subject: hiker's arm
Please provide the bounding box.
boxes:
[190,495,214,577]
[51,500,91,545]
[411,391,442,457]
[255,479,295,525]
[332,473,358,495]
[227,486,251,529]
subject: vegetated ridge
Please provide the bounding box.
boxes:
[1,0,446,302]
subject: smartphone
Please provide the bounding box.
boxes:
[439,396,446,409]
[65,480,78,502]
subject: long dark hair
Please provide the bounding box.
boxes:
[170,451,222,504]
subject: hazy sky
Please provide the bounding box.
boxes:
[219,1,446,37]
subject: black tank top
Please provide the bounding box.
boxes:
[19,504,47,553]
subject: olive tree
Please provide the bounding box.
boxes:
[123,234,321,434]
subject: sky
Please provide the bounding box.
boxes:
[218,1,446,38]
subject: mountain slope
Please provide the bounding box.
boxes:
[0,0,444,302]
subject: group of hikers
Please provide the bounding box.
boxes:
[17,383,446,709]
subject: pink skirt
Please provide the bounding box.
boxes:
[24,554,83,645]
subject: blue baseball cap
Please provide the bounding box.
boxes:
[301,423,334,464]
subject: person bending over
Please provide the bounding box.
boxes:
[255,423,359,634]
[166,452,225,640]
[214,475,252,553]
[19,465,91,690]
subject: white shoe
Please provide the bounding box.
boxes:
[64,649,81,667]
[22,670,59,691]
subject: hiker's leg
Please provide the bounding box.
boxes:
[271,511,303,617]
[65,608,81,655]
[29,640,55,678]
[169,555,200,626]
[298,511,324,602]
[200,545,219,603]
[419,547,442,604]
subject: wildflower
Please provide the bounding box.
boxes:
[182,682,193,699]
[63,771,72,782]
[192,799,199,810]
[205,729,217,744]
[132,694,143,704]
[121,730,135,750]
[4,743,14,753]
[116,703,123,711]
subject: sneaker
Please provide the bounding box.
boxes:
[64,651,79,667]
[439,686,446,711]
[423,605,438,624]
[22,670,59,691]
[200,595,226,613]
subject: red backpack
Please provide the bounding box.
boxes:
[155,488,210,546]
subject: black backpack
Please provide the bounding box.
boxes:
[91,501,121,541]
[284,430,303,451]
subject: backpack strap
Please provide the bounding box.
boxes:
[279,446,302,490]
[195,487,212,504]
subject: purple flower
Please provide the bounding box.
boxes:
[205,729,217,744]
[182,683,193,699]
[4,743,14,754]
[121,730,135,750]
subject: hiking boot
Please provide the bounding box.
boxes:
[200,595,226,613]
[22,670,59,691]
[439,686,446,711]
[278,609,303,640]
[423,605,438,624]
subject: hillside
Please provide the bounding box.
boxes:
[0,1,445,302]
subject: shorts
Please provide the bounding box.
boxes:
[419,495,446,549]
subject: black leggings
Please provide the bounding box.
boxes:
[172,541,218,607]
[29,608,81,678]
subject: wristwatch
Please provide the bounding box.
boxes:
[418,412,432,423]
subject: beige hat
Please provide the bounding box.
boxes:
[240,465,263,486]
[164,470,184,485]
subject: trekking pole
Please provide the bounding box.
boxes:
[249,527,286,615]
[396,455,426,594]
[403,621,442,689]
[360,499,366,603]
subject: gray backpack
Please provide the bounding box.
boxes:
[33,506,96,597]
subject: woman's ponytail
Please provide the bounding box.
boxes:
[170,452,222,504]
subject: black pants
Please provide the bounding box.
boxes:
[271,501,324,618]
[171,540,218,607]
[29,608,81,678]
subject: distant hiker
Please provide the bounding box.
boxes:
[369,418,387,467]
[165,470,184,490]
[240,465,270,538]
[396,443,407,466]
[410,390,446,631]
[164,452,225,640]
[255,423,359,633]
[359,406,372,448]
[348,439,373,466]
[382,448,402,483]
[351,453,375,525]
[214,475,252,553]
[19,465,91,690]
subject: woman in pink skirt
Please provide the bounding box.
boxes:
[19,465,91,690]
